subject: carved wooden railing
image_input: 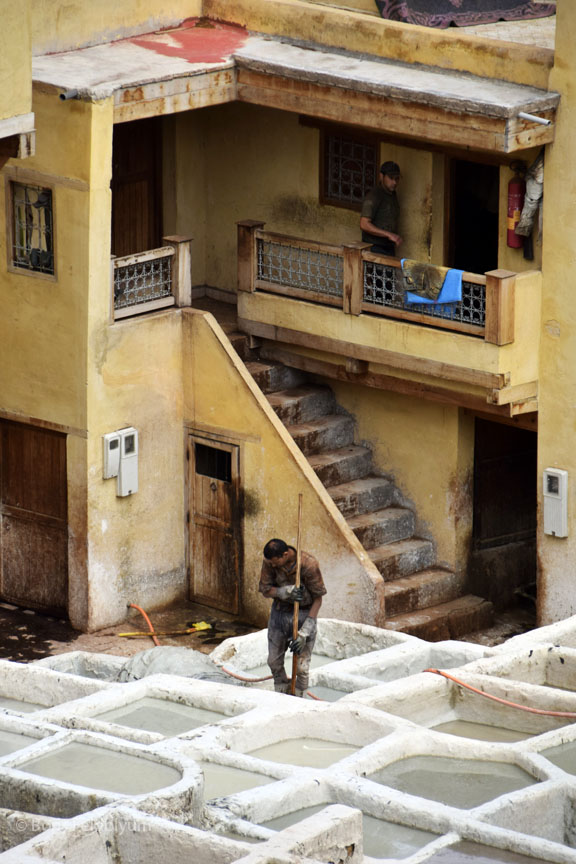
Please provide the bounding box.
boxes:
[238,220,515,346]
[112,235,193,321]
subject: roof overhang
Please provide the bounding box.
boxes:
[32,21,559,154]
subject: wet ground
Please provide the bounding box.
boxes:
[0,601,259,663]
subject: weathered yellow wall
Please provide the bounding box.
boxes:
[32,0,202,55]
[0,0,32,122]
[179,102,434,292]
[183,309,384,628]
[327,382,474,572]
[204,0,553,88]
[0,89,90,430]
[170,111,208,288]
[537,3,576,624]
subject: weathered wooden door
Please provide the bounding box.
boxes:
[188,436,240,613]
[111,117,163,257]
[0,421,68,614]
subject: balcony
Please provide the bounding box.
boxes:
[111,236,193,320]
[236,221,541,418]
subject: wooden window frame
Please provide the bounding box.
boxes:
[319,125,379,212]
[6,178,57,281]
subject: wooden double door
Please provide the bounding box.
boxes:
[188,435,241,614]
[0,420,68,615]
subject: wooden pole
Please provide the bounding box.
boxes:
[290,493,303,696]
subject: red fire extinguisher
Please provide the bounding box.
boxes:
[507,164,526,248]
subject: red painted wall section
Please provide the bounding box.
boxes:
[130,19,249,64]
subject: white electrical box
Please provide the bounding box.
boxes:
[117,427,139,497]
[102,432,121,479]
[543,467,568,537]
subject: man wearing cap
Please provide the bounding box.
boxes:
[360,161,403,256]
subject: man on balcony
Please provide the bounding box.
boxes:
[259,538,326,697]
[360,161,403,257]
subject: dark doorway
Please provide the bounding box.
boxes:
[469,418,537,610]
[111,117,163,258]
[0,420,68,615]
[448,159,499,274]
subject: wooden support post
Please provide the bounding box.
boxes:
[342,241,370,315]
[237,220,265,293]
[484,269,516,345]
[163,235,193,307]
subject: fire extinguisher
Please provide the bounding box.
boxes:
[507,162,526,248]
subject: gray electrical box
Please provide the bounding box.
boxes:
[102,432,121,479]
[543,468,568,537]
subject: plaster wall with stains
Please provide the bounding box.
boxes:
[0,0,31,123]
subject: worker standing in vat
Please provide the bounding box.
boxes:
[360,161,403,256]
[259,538,326,697]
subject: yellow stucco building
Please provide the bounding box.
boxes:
[0,0,570,636]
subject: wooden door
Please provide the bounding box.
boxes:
[188,436,240,614]
[111,117,163,257]
[0,421,68,614]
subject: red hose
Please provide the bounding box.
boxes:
[128,603,161,647]
[425,668,576,718]
[221,667,273,682]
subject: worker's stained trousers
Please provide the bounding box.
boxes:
[267,603,317,693]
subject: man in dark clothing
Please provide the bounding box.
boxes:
[259,538,326,697]
[360,161,403,256]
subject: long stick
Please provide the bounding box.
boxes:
[290,493,303,696]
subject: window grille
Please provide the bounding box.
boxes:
[323,131,378,209]
[11,183,54,275]
[363,261,486,327]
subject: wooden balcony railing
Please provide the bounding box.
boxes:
[112,235,193,321]
[237,221,515,346]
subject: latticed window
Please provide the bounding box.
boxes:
[11,183,54,275]
[322,130,378,210]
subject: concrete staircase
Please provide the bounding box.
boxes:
[244,354,494,641]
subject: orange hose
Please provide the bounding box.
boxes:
[128,603,161,647]
[425,668,576,718]
[221,667,273,682]
[306,690,325,701]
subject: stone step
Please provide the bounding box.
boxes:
[384,595,494,642]
[267,386,336,425]
[348,507,415,549]
[328,476,396,518]
[368,538,436,580]
[228,331,258,362]
[288,414,356,456]
[308,445,372,487]
[384,568,466,618]
[245,360,307,394]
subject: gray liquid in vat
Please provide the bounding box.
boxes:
[423,840,552,864]
[542,740,576,774]
[20,742,182,794]
[0,729,39,757]
[305,686,348,702]
[95,696,227,736]
[370,756,537,808]
[249,737,358,767]
[262,806,437,859]
[199,762,276,800]
[432,720,531,743]
[0,696,44,713]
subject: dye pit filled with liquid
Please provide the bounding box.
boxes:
[432,720,532,743]
[369,756,538,809]
[19,742,182,794]
[423,840,553,864]
[0,729,40,757]
[95,697,228,736]
[199,762,277,800]
[0,696,44,713]
[304,686,348,702]
[261,806,438,859]
[541,740,576,775]
[248,737,359,768]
